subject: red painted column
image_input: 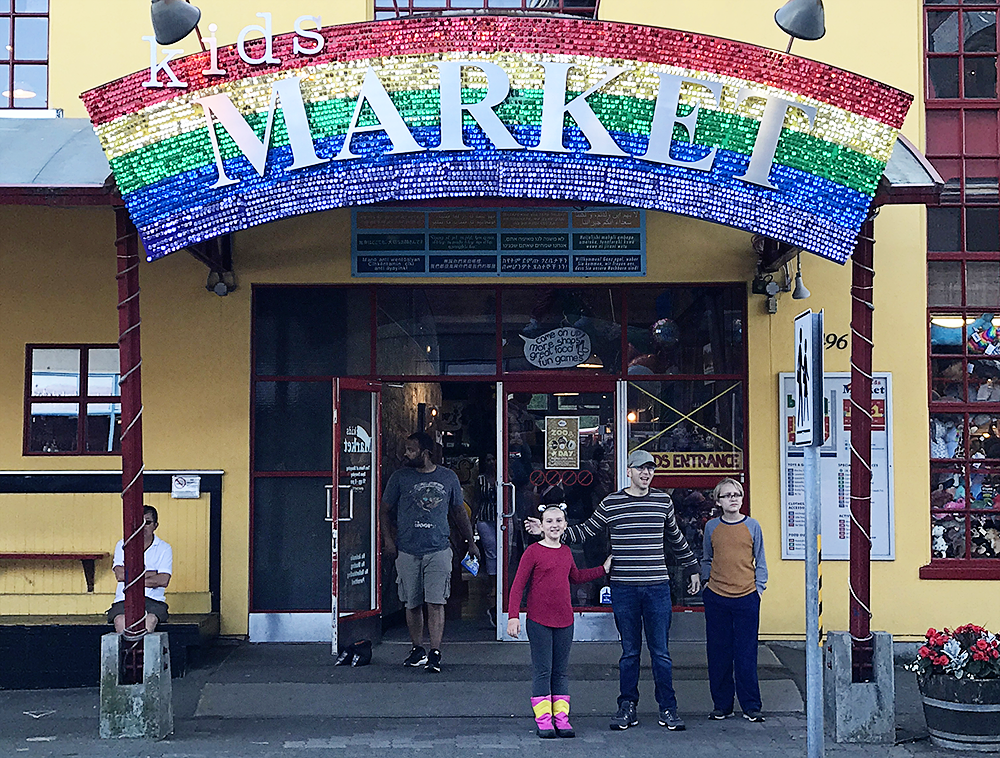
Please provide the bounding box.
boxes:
[849,210,877,682]
[115,203,146,683]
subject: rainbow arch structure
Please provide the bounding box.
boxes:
[82,15,913,263]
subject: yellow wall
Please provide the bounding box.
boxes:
[0,491,210,615]
[48,0,370,118]
[6,1,993,639]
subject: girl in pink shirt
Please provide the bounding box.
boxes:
[508,504,612,738]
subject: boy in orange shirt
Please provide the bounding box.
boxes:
[701,478,768,723]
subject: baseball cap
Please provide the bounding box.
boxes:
[627,450,655,469]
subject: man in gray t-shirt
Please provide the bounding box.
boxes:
[380,432,479,673]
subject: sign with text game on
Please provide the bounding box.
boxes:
[82,14,912,263]
[353,208,644,276]
[779,372,895,561]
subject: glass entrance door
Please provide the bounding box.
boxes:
[499,381,619,640]
[331,379,380,654]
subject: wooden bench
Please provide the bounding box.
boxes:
[0,553,110,592]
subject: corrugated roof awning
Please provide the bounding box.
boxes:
[0,117,112,205]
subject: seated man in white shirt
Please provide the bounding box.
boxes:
[106,505,173,634]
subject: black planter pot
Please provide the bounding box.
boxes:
[918,674,1000,751]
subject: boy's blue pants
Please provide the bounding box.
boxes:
[703,587,762,714]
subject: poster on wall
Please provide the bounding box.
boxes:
[779,372,894,560]
[545,417,580,469]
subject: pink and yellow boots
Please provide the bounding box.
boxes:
[552,695,575,738]
[531,696,556,738]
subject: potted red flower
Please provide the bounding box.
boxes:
[906,624,1000,751]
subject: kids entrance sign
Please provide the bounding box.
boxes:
[82,14,913,263]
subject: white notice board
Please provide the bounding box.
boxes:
[779,372,894,561]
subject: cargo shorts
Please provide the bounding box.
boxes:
[395,548,452,608]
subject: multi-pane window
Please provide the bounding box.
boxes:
[925,0,1000,573]
[25,346,121,455]
[374,0,596,20]
[1,0,48,109]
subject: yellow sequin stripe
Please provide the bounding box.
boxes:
[94,51,897,163]
[552,698,570,715]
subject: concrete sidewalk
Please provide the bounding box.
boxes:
[0,638,947,758]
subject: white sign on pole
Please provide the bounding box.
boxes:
[779,372,895,560]
[793,309,822,446]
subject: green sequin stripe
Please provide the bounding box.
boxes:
[110,87,884,197]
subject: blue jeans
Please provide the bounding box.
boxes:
[611,581,675,710]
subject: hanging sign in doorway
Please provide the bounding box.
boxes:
[523,327,592,369]
[545,417,580,470]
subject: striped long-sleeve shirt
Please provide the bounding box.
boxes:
[563,488,698,585]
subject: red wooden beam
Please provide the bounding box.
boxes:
[849,210,877,682]
[114,202,146,683]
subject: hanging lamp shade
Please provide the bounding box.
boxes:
[774,0,826,41]
[151,0,202,46]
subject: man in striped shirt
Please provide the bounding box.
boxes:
[525,449,700,732]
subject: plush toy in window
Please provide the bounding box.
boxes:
[932,524,948,558]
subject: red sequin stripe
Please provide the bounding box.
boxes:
[81,16,911,128]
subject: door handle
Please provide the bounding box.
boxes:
[500,481,516,519]
[338,484,355,523]
[325,484,355,522]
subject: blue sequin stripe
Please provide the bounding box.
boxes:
[123,124,874,231]
[130,147,861,263]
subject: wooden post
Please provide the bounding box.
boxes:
[115,203,146,683]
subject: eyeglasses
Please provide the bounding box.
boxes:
[718,492,742,499]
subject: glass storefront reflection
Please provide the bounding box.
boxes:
[504,390,615,609]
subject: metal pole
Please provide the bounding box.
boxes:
[115,203,146,684]
[804,442,824,758]
[849,210,877,682]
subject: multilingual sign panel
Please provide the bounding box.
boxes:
[352,208,645,276]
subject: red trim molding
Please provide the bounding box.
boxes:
[919,561,1000,580]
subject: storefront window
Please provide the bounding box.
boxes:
[374,0,596,20]
[627,379,744,604]
[254,381,333,472]
[501,287,621,373]
[626,286,744,376]
[255,287,371,377]
[627,380,744,462]
[377,287,496,376]
[25,345,120,454]
[925,0,1000,575]
[1,0,48,109]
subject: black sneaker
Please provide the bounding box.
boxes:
[402,646,427,667]
[709,709,734,720]
[609,701,638,730]
[425,648,442,673]
[743,710,765,723]
[658,709,686,730]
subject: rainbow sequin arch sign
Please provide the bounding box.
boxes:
[81,15,913,263]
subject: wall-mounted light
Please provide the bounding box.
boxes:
[205,270,236,296]
[627,411,638,424]
[151,0,202,46]
[775,0,825,52]
[791,253,811,300]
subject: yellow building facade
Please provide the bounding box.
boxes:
[1,0,990,648]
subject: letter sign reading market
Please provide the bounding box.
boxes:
[81,14,913,263]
